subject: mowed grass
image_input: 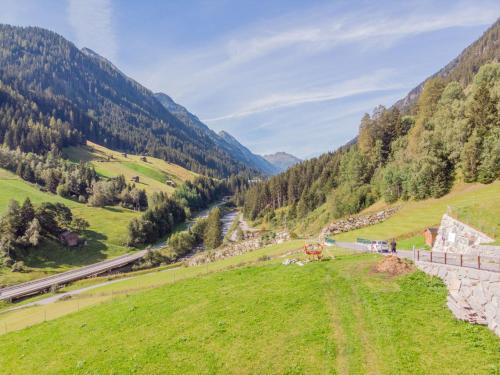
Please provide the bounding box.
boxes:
[65,141,197,196]
[0,250,498,374]
[0,170,139,286]
[334,181,500,244]
[0,240,306,330]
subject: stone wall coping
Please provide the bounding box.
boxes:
[442,213,494,242]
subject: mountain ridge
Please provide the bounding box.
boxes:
[154,93,278,175]
[394,18,500,112]
[0,24,262,177]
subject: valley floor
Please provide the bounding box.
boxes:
[0,245,498,374]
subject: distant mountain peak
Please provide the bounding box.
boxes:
[263,152,302,172]
[154,93,277,175]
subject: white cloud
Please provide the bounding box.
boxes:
[203,70,401,122]
[67,0,117,61]
[140,0,498,106]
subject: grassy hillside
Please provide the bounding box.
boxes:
[295,181,499,247]
[0,142,200,286]
[0,247,498,374]
[65,141,197,196]
[334,182,500,247]
[0,168,140,286]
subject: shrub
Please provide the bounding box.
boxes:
[11,261,26,272]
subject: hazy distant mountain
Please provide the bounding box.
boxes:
[394,18,500,112]
[263,152,302,172]
[0,24,259,177]
[218,131,279,175]
[154,93,278,175]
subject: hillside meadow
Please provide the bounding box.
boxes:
[64,141,197,196]
[0,141,202,286]
[0,168,140,286]
[0,247,498,374]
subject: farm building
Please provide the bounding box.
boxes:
[59,231,80,247]
[131,176,140,183]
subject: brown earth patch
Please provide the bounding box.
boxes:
[374,256,414,276]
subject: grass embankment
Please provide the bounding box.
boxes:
[0,240,305,331]
[0,246,498,374]
[330,181,500,248]
[65,141,196,196]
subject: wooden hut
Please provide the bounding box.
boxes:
[59,231,80,247]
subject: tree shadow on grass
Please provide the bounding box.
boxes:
[23,230,111,270]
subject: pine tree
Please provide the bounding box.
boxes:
[204,208,222,249]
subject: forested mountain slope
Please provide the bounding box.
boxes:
[155,93,278,175]
[0,24,258,177]
[242,21,499,229]
[395,18,499,112]
[218,131,278,175]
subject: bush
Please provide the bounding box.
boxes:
[169,232,196,257]
[11,261,26,272]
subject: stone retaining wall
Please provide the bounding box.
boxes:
[187,231,290,266]
[433,214,494,255]
[320,207,399,239]
[416,214,500,336]
[416,262,500,336]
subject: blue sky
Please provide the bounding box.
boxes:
[1,1,499,158]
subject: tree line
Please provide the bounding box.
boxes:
[127,175,239,246]
[168,207,223,258]
[242,63,499,224]
[0,146,148,210]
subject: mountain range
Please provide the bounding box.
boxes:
[154,93,278,175]
[0,24,276,177]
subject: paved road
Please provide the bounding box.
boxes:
[2,266,182,312]
[335,241,415,260]
[0,250,147,301]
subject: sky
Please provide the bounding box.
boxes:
[1,1,499,158]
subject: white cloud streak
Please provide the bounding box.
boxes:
[67,0,117,61]
[203,70,401,122]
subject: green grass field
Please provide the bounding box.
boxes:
[0,169,139,286]
[0,247,498,374]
